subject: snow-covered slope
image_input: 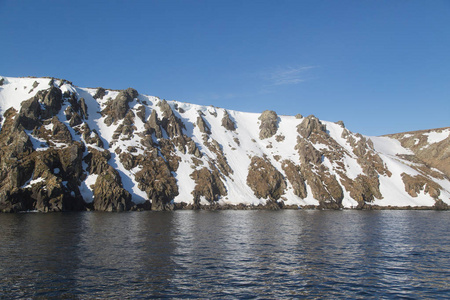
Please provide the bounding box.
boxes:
[0,76,449,212]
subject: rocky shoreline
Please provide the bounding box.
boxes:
[4,201,448,213]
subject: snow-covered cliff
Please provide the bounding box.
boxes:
[1,76,449,212]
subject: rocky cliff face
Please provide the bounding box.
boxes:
[0,76,449,212]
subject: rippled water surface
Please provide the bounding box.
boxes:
[1,210,449,299]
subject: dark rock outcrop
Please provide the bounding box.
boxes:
[158,100,185,138]
[281,160,307,198]
[221,110,236,131]
[93,87,106,100]
[191,166,227,205]
[401,173,441,199]
[102,88,138,125]
[258,110,278,139]
[145,110,163,139]
[84,148,133,212]
[134,154,178,211]
[197,115,211,134]
[15,97,42,130]
[41,86,63,118]
[247,156,286,200]
[297,115,326,139]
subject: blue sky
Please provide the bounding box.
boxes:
[1,0,449,136]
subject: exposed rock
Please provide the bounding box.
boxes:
[190,166,227,205]
[93,168,132,212]
[136,105,146,122]
[145,110,163,139]
[83,147,132,211]
[119,151,137,170]
[69,112,82,127]
[294,135,343,208]
[295,138,322,165]
[158,100,185,138]
[135,154,178,211]
[204,138,233,176]
[0,128,86,212]
[28,81,39,93]
[158,138,181,171]
[84,148,111,175]
[102,88,138,125]
[35,117,72,145]
[339,174,381,208]
[41,86,63,118]
[295,114,303,119]
[401,173,441,199]
[197,115,211,134]
[247,156,286,200]
[58,142,84,180]
[297,115,326,139]
[302,168,342,208]
[1,108,34,157]
[258,110,278,139]
[434,199,449,210]
[221,110,236,131]
[275,135,285,142]
[186,139,202,158]
[80,124,103,148]
[281,160,307,198]
[387,127,450,178]
[336,120,345,128]
[16,97,42,130]
[79,97,88,119]
[93,87,106,100]
[208,106,218,117]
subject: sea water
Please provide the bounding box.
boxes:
[0,210,449,299]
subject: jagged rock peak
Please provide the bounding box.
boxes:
[102,87,138,125]
[258,110,278,139]
[336,120,345,128]
[145,109,163,139]
[157,100,185,138]
[93,87,106,100]
[41,86,63,118]
[16,96,42,130]
[297,114,327,138]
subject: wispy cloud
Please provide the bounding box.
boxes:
[263,66,317,86]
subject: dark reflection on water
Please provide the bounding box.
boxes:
[0,210,449,299]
